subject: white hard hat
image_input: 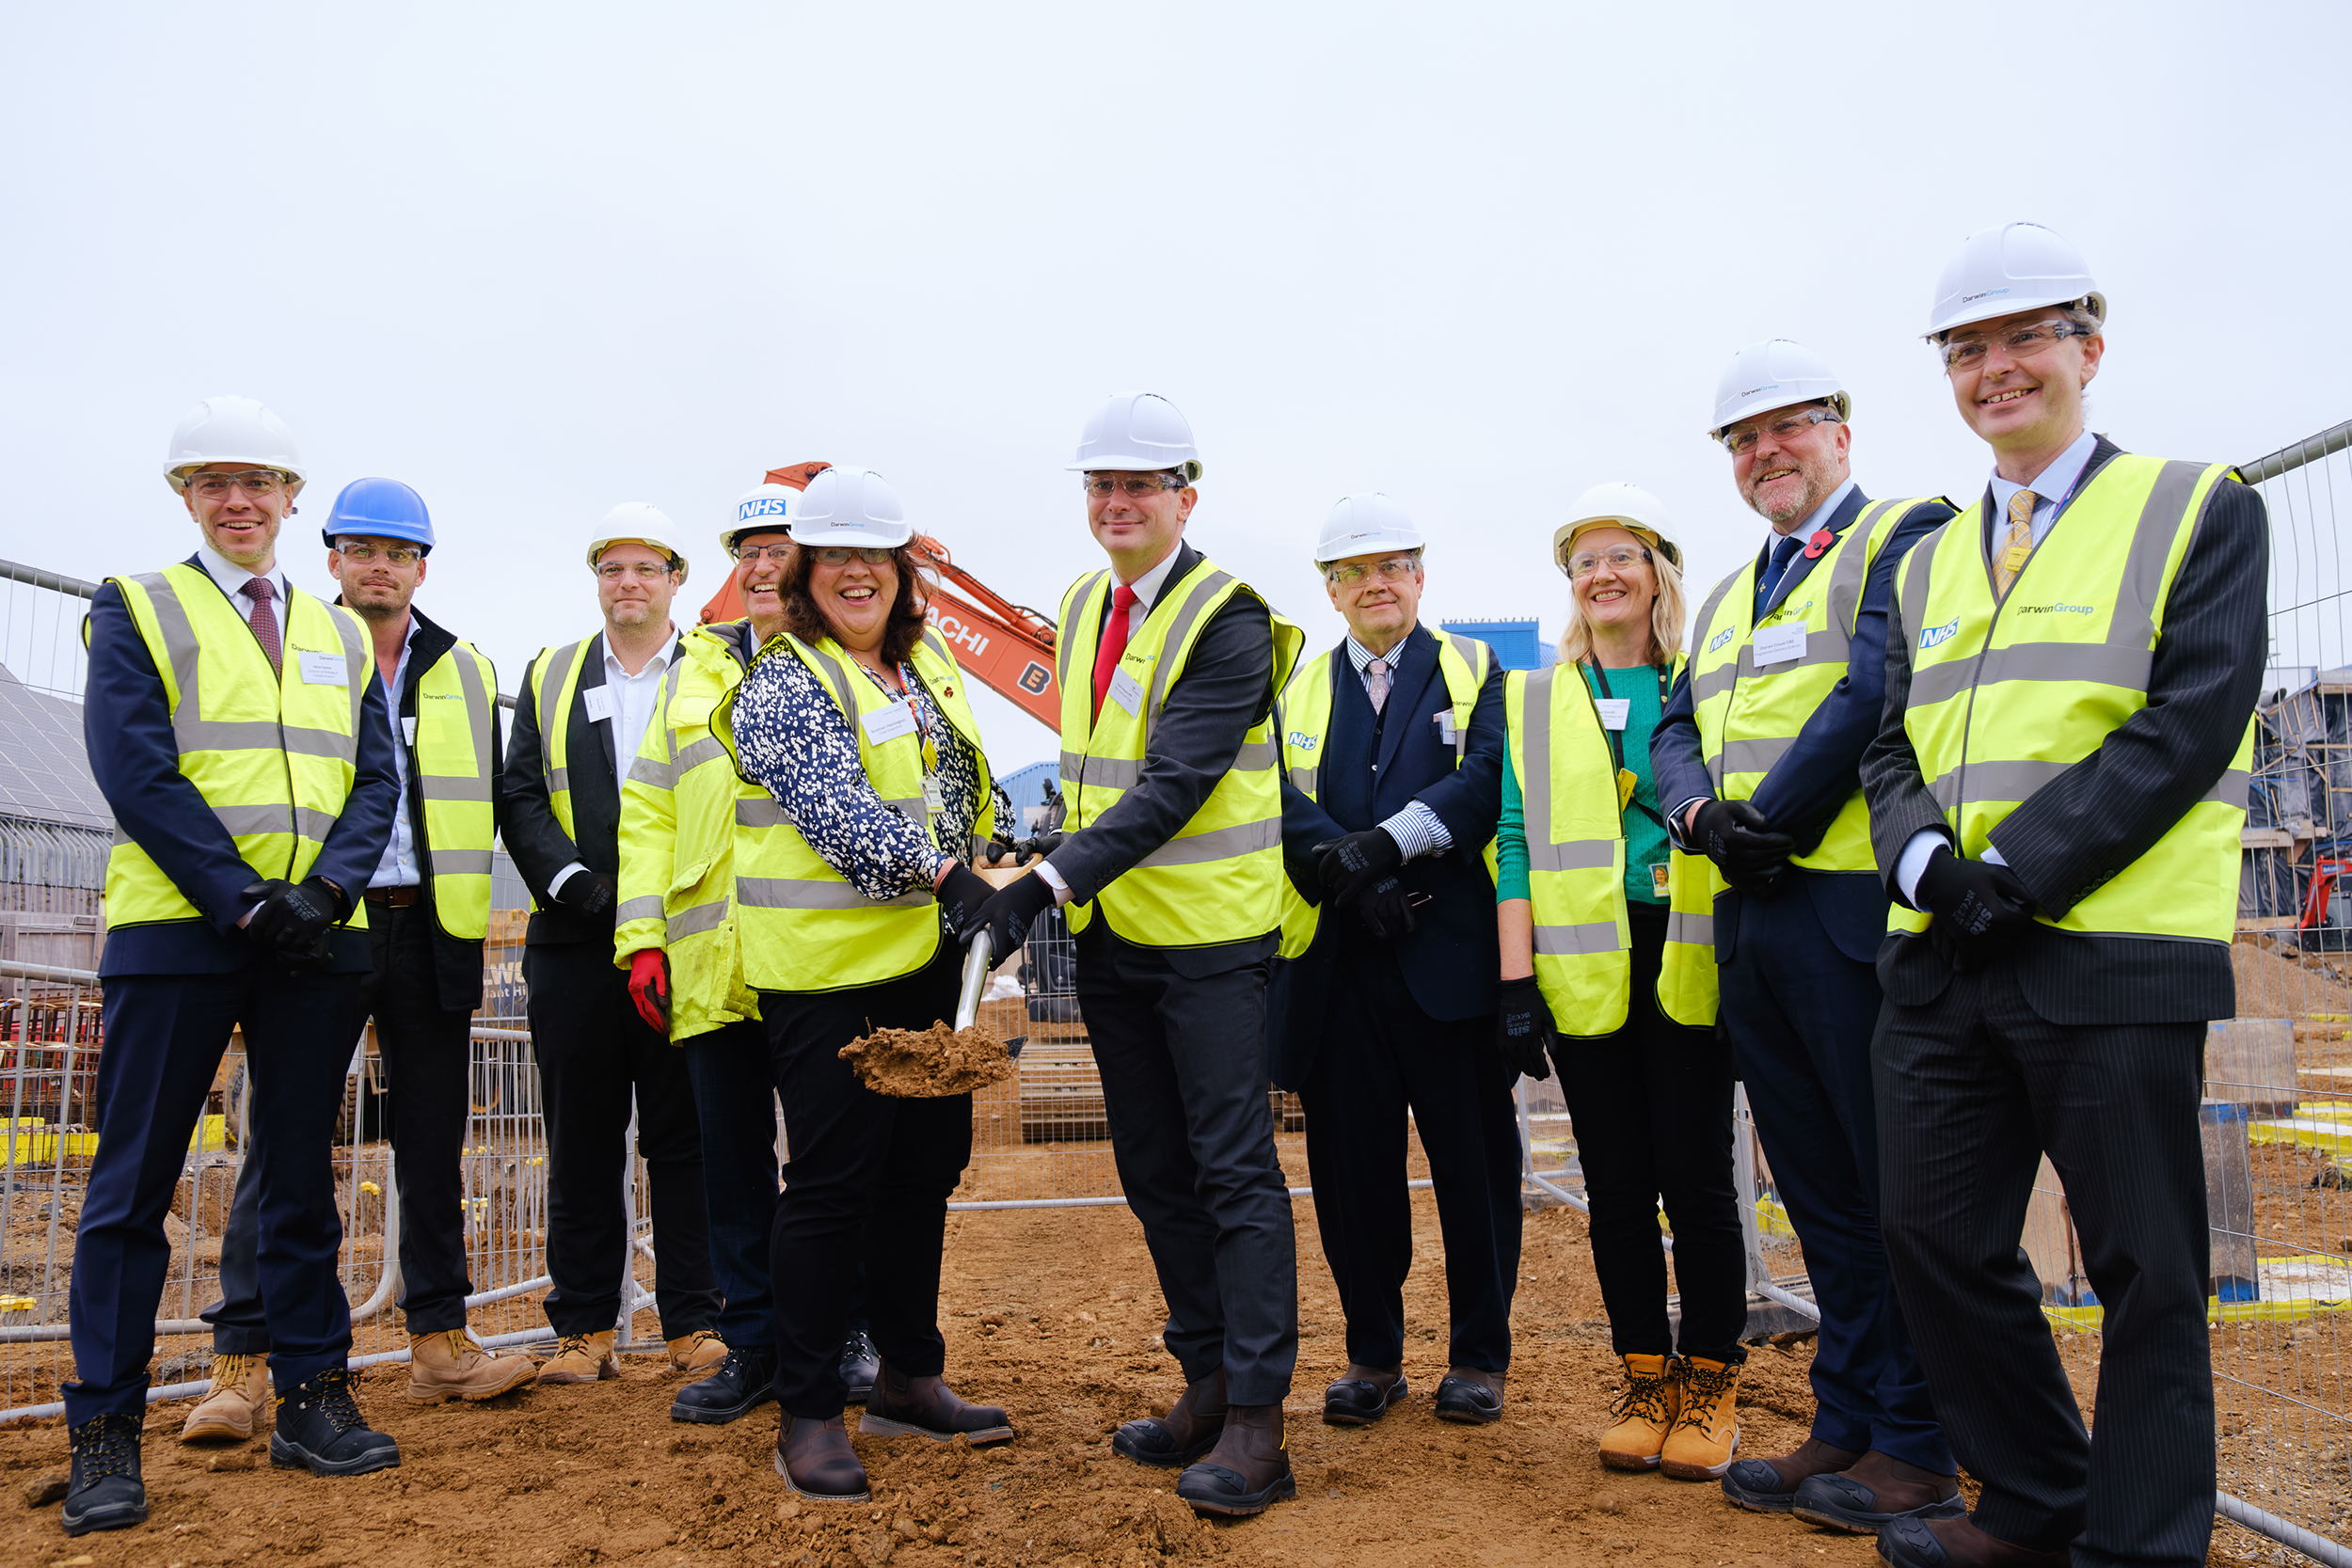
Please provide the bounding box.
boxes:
[162,394,307,496]
[1067,391,1203,481]
[1313,493,1425,565]
[1552,482,1683,575]
[1926,221,2106,339]
[1708,340,1851,440]
[587,501,690,585]
[722,483,796,553]
[790,466,913,549]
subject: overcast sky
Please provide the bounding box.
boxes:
[7,2,2346,764]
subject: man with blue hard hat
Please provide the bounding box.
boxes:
[184,477,531,1449]
[62,397,402,1535]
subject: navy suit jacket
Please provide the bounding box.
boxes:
[85,555,399,977]
[501,633,628,948]
[1265,624,1507,1089]
[1651,485,1948,962]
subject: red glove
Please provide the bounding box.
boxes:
[628,948,672,1034]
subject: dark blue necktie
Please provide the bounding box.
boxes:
[1755,533,1803,620]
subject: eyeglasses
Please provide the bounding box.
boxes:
[335,541,421,565]
[1720,407,1839,456]
[182,468,286,498]
[596,561,675,581]
[1940,319,2094,372]
[809,546,897,566]
[1327,559,1420,587]
[1083,475,1185,499]
[1565,545,1651,578]
[732,543,794,563]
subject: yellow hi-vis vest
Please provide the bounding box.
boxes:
[1684,497,1947,874]
[1055,561,1305,948]
[614,620,761,1040]
[100,563,373,934]
[716,626,994,993]
[1272,631,1494,960]
[1888,454,2252,945]
[408,641,500,942]
[1502,662,1632,1035]
[521,637,597,912]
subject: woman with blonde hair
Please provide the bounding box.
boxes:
[1490,483,1746,1481]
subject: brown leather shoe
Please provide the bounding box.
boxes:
[181,1354,269,1444]
[1879,1514,2071,1566]
[406,1331,536,1403]
[1176,1403,1295,1516]
[667,1330,727,1377]
[534,1331,619,1385]
[858,1361,1014,1444]
[1793,1449,1964,1532]
[773,1414,868,1502]
[1112,1368,1226,1468]
[1722,1434,1865,1511]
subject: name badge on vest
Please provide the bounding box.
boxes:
[1106,667,1145,716]
[297,650,347,686]
[1752,623,1807,667]
[922,776,946,816]
[402,716,419,746]
[1594,698,1630,731]
[1650,863,1670,897]
[862,701,918,746]
[1435,711,1458,744]
[581,686,615,723]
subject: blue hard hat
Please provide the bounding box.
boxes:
[322,477,436,554]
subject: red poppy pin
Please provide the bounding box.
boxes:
[1803,528,1836,560]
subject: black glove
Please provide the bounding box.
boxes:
[1352,876,1419,939]
[556,870,616,917]
[1691,799,1794,886]
[1915,847,2038,971]
[936,863,997,937]
[1495,974,1556,1082]
[242,878,340,971]
[1311,829,1404,905]
[963,872,1057,962]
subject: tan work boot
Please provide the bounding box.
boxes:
[535,1330,620,1385]
[667,1330,727,1376]
[1660,1354,1742,1480]
[1597,1353,1681,1470]
[406,1330,537,1402]
[181,1353,270,1444]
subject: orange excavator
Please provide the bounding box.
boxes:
[697,461,1063,732]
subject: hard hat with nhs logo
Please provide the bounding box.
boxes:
[722,483,797,555]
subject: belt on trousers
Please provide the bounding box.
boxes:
[365,886,422,908]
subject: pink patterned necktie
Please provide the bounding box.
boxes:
[244,577,282,675]
[1366,657,1390,714]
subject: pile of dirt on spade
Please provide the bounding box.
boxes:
[841,1022,1014,1097]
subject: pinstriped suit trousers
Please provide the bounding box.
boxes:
[1873,956,2214,1567]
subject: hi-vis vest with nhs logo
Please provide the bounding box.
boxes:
[1273,631,1494,960]
[1056,561,1305,948]
[1890,453,2251,945]
[99,563,373,934]
[1683,497,1947,875]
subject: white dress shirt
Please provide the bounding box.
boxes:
[1892,429,2103,904]
[369,617,422,889]
[548,626,680,898]
[1343,632,1454,861]
[195,545,292,610]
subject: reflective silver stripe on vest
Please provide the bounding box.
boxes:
[210,802,294,838]
[667,899,728,940]
[1534,921,1620,956]
[1665,910,1713,948]
[1685,573,1744,705]
[416,643,497,805]
[1907,641,2156,708]
[1131,815,1280,870]
[537,640,590,793]
[428,848,496,876]
[1290,767,1320,794]
[1718,736,1795,778]
[1931,761,2250,812]
[1518,665,1620,876]
[737,877,933,911]
[737,798,786,828]
[1060,751,1141,790]
[628,752,675,790]
[675,735,726,772]
[132,572,362,765]
[1058,571,1110,700]
[1144,570,1238,727]
[1232,738,1277,771]
[615,895,666,924]
[796,639,861,718]
[1822,499,1898,639]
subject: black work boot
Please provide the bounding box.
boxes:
[61,1411,147,1536]
[672,1345,780,1425]
[774,1414,868,1501]
[859,1360,1014,1443]
[1176,1402,1295,1516]
[269,1368,402,1477]
[837,1330,880,1405]
[1113,1367,1226,1468]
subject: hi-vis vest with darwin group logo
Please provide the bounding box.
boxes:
[1272,632,1494,960]
[1056,562,1305,948]
[407,641,500,942]
[715,626,994,992]
[1890,453,2251,945]
[614,621,760,1040]
[1684,497,1947,875]
[99,563,373,934]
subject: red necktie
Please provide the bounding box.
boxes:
[245,577,282,675]
[1091,584,1139,720]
